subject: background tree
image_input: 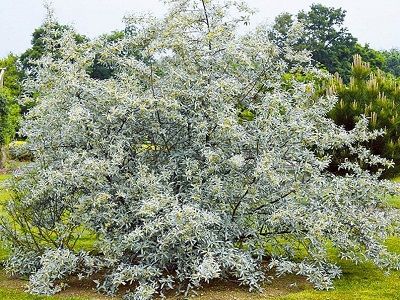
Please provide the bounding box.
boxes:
[20,22,88,76]
[88,29,151,80]
[20,23,135,82]
[354,44,385,72]
[270,4,385,81]
[88,30,124,80]
[381,48,400,77]
[297,4,356,78]
[0,55,22,145]
[0,54,22,98]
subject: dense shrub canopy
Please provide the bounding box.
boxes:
[2,1,400,299]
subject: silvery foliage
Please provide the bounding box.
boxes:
[2,0,400,298]
[27,249,102,295]
[5,249,40,277]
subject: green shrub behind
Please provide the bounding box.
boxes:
[329,55,400,176]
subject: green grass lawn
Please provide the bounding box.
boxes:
[274,186,400,300]
[0,173,12,260]
[275,238,400,300]
[0,170,399,300]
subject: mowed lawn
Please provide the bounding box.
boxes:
[0,172,399,300]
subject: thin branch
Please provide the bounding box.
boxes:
[252,189,296,213]
[201,0,212,51]
[231,177,257,220]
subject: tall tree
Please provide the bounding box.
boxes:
[20,23,88,75]
[381,48,400,77]
[270,4,384,80]
[297,4,356,78]
[21,24,132,81]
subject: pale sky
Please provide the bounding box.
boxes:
[1,0,399,57]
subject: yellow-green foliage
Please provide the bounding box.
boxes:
[8,141,32,161]
[0,54,22,145]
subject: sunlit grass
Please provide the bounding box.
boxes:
[276,256,400,300]
[273,193,400,300]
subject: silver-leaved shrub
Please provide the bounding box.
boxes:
[2,0,400,299]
